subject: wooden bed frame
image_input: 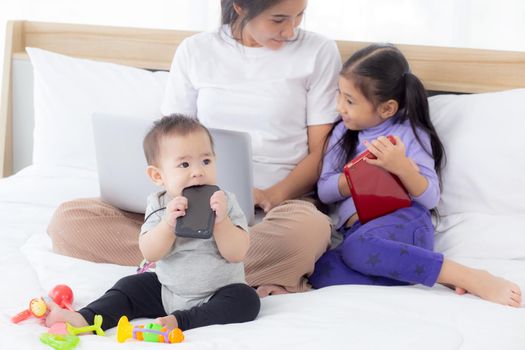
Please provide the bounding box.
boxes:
[1,20,525,177]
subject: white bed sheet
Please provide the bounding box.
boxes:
[0,165,524,350]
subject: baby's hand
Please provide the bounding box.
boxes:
[163,196,188,227]
[363,135,411,175]
[156,315,178,329]
[210,190,228,224]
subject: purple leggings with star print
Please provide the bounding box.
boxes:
[309,203,444,288]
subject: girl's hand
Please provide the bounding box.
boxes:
[407,158,420,172]
[363,136,413,176]
[210,190,228,224]
[163,196,187,227]
[253,188,281,213]
[338,172,352,197]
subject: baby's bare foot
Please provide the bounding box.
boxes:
[255,284,289,298]
[45,301,88,328]
[464,270,522,307]
[156,315,178,329]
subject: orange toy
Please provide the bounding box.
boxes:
[11,284,74,324]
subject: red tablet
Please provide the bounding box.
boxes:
[343,136,411,224]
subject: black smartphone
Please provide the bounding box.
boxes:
[175,184,219,239]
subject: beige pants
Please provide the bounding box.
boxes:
[48,198,331,292]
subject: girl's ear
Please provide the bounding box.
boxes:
[146,165,163,186]
[378,99,399,120]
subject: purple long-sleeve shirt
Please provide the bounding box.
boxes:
[318,118,440,229]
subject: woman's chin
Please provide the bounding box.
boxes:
[266,40,286,50]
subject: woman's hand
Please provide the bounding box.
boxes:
[253,187,283,213]
[210,190,228,224]
[363,136,413,176]
[163,196,188,227]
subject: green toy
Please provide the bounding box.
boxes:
[66,314,105,336]
[40,333,79,350]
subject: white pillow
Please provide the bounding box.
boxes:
[435,213,525,259]
[429,89,525,217]
[27,48,169,171]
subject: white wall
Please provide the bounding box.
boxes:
[1,0,525,90]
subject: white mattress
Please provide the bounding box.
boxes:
[1,165,524,350]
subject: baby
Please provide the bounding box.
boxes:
[46,114,260,331]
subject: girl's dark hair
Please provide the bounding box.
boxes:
[333,43,446,187]
[221,0,288,42]
[143,114,214,166]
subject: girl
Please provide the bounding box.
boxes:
[309,43,522,307]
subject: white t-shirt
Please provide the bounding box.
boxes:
[161,26,341,189]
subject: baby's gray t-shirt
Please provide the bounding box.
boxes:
[140,190,249,313]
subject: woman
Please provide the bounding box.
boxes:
[48,0,341,296]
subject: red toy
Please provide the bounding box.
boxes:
[11,284,75,324]
[48,285,74,311]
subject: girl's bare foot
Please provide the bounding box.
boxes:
[45,301,89,328]
[438,259,522,307]
[441,284,466,295]
[462,270,521,307]
[255,284,289,298]
[455,287,467,295]
[156,315,178,329]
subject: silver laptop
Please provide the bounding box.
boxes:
[92,113,255,225]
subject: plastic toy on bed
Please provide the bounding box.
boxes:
[11,284,74,324]
[66,314,105,336]
[39,315,104,350]
[48,284,75,311]
[117,316,184,344]
[40,333,80,350]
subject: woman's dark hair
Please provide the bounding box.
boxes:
[221,0,287,42]
[332,43,446,188]
[143,114,214,166]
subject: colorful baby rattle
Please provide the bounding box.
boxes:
[117,316,184,344]
[11,284,74,324]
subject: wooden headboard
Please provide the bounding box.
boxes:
[1,20,525,177]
